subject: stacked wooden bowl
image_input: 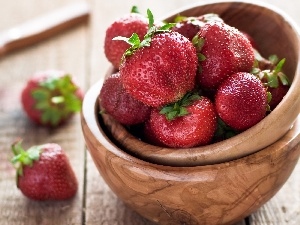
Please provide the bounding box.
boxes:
[81,1,300,224]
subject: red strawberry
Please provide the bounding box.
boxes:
[144,93,217,148]
[172,13,223,41]
[11,140,78,201]
[215,72,268,131]
[241,31,258,50]
[194,21,255,90]
[99,72,151,125]
[143,121,166,147]
[21,70,83,127]
[252,57,290,110]
[114,10,197,107]
[119,31,198,107]
[104,10,148,68]
[268,84,289,109]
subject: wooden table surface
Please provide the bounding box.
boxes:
[0,0,299,224]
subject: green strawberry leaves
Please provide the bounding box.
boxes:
[214,118,240,141]
[252,55,290,89]
[11,140,42,176]
[131,6,140,14]
[31,74,82,126]
[160,92,201,120]
[113,8,175,59]
[192,35,206,73]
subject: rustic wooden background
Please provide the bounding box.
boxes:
[0,0,299,224]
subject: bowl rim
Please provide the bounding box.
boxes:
[84,0,300,166]
[81,78,300,169]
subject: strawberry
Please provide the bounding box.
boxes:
[172,13,223,41]
[99,72,151,125]
[144,93,217,148]
[268,84,289,110]
[21,70,83,127]
[252,56,290,110]
[193,21,255,90]
[104,7,148,68]
[215,72,268,131]
[11,140,78,201]
[116,10,198,107]
[241,31,259,50]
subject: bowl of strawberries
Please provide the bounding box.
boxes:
[81,1,300,224]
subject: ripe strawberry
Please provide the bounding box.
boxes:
[241,31,258,50]
[252,57,290,110]
[99,72,151,125]
[215,72,268,131]
[144,93,217,148]
[104,8,148,68]
[21,70,83,127]
[172,13,223,41]
[116,10,197,107]
[194,21,255,90]
[268,84,289,109]
[11,140,78,201]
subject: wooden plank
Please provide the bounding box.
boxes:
[249,161,300,225]
[0,1,88,224]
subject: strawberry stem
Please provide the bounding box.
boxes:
[31,74,82,126]
[251,56,290,89]
[160,92,201,120]
[113,8,175,59]
[131,6,140,14]
[11,140,42,176]
[51,96,65,104]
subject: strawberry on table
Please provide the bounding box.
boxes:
[116,10,198,107]
[11,140,78,201]
[215,72,268,131]
[104,6,148,69]
[21,70,83,127]
[99,72,151,125]
[194,21,255,90]
[144,92,217,148]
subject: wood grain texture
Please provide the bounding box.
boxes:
[0,0,300,224]
[81,78,300,224]
[0,2,90,57]
[0,1,88,225]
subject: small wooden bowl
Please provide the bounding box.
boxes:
[81,78,300,225]
[98,0,300,166]
[104,1,300,166]
[81,1,300,224]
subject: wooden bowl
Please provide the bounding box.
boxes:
[81,1,300,224]
[99,0,300,166]
[81,78,300,225]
